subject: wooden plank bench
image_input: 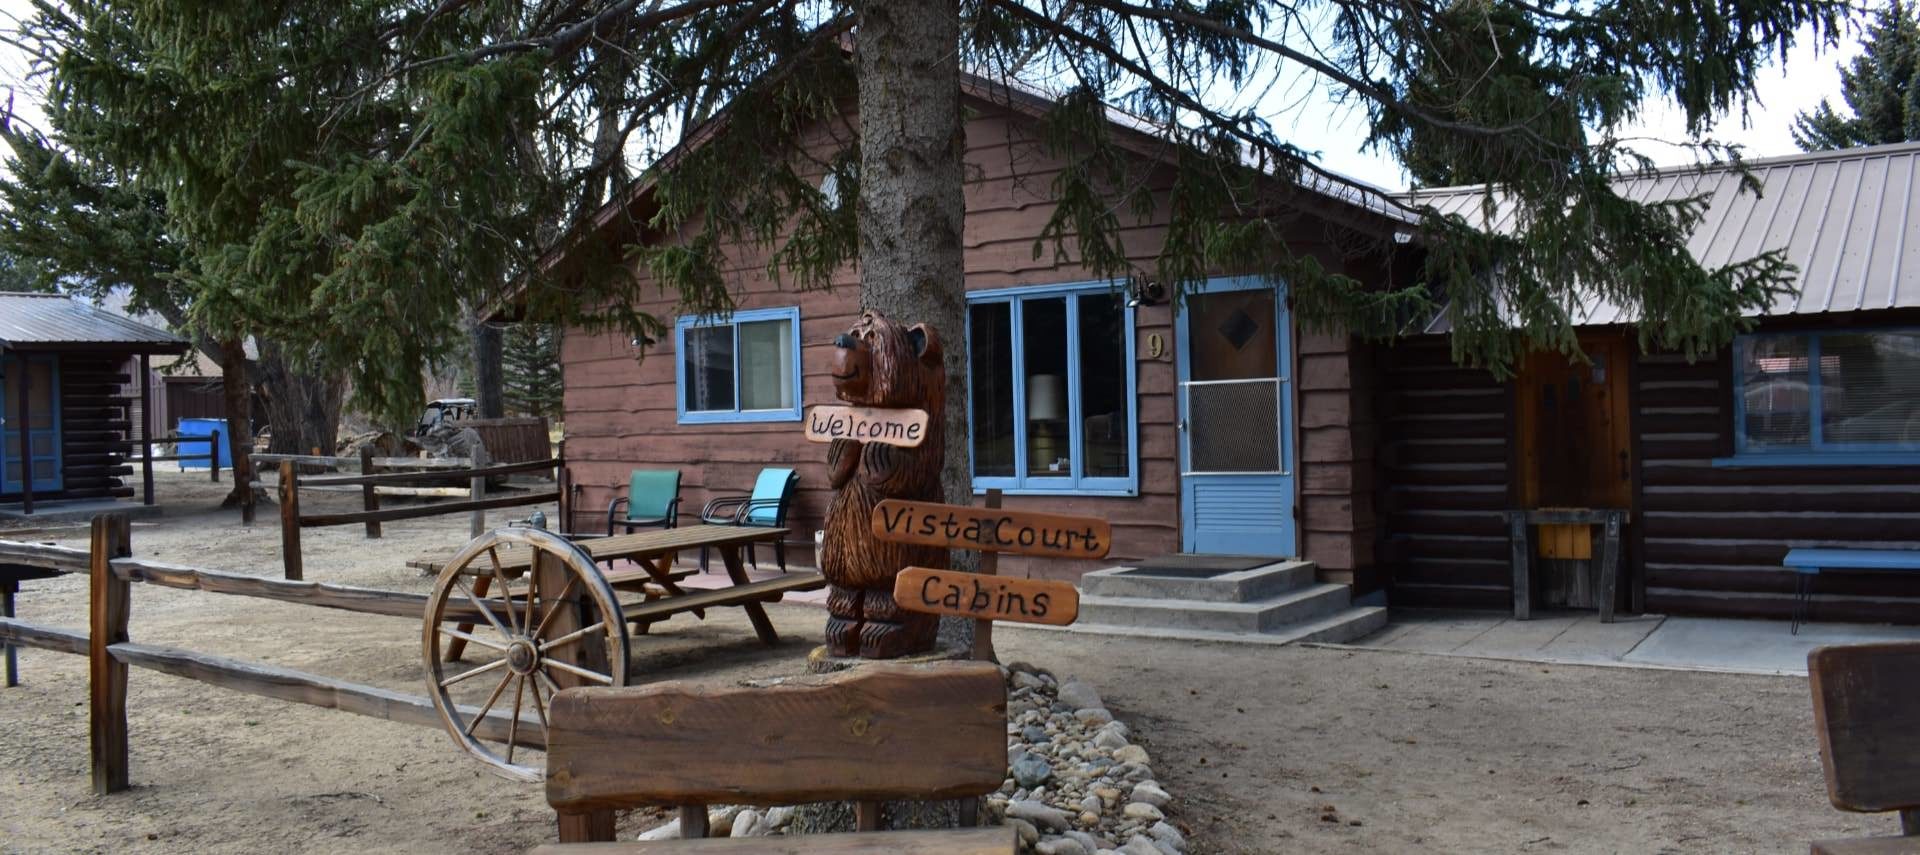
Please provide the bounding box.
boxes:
[539,661,1011,851]
[1807,642,1920,853]
[619,571,824,634]
[1783,549,1920,634]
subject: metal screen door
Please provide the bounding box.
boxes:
[1,355,63,494]
[1176,279,1295,555]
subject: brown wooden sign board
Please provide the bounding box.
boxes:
[870,499,1111,559]
[804,405,930,448]
[893,567,1079,627]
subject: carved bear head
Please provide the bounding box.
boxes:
[830,310,944,410]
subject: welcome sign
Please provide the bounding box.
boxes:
[869,499,1112,559]
[802,405,930,448]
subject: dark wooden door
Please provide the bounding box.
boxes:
[1516,333,1633,510]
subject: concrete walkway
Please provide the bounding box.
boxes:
[1333,608,1920,676]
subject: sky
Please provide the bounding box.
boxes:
[0,2,1872,194]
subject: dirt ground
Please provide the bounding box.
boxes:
[0,471,1890,854]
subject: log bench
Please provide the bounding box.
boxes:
[538,661,1012,852]
[1807,642,1920,853]
[1783,549,1920,634]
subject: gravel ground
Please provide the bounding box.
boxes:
[0,471,1888,853]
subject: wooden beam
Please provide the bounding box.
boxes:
[974,489,1001,663]
[298,490,560,528]
[0,615,90,656]
[360,448,382,539]
[106,640,543,747]
[299,458,552,488]
[90,515,132,795]
[0,540,91,573]
[544,662,1007,812]
[279,460,303,581]
[1808,642,1920,813]
[529,827,1016,854]
[139,353,153,506]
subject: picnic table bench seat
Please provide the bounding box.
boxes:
[620,571,825,632]
[1782,549,1920,634]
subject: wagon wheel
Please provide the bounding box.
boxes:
[422,528,630,782]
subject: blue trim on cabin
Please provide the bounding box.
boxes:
[674,306,805,425]
[1,354,64,494]
[964,280,1139,497]
[1727,328,1920,465]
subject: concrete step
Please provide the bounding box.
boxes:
[1077,559,1316,603]
[1079,583,1353,634]
[1049,606,1390,646]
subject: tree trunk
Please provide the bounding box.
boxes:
[472,320,504,419]
[257,341,345,457]
[790,0,974,835]
[216,338,255,508]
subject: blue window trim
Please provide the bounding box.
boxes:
[674,306,804,424]
[965,281,1139,496]
[1717,328,1920,467]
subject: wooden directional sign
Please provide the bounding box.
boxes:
[871,500,1111,559]
[893,567,1080,626]
[803,405,930,448]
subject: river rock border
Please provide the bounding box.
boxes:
[634,663,1183,854]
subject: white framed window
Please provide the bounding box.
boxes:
[967,283,1137,495]
[675,307,802,424]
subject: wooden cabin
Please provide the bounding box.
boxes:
[547,82,1920,626]
[0,292,190,515]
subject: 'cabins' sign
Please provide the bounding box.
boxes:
[892,567,1080,626]
[870,499,1112,559]
[803,405,930,448]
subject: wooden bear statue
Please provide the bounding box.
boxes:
[821,310,946,659]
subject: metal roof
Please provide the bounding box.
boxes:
[0,292,189,352]
[1407,140,1920,329]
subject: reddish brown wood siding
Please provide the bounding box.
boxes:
[560,97,1389,583]
[1636,350,1920,624]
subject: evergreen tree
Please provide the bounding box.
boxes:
[1793,0,1920,150]
[502,322,563,419]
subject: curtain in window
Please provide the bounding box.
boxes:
[738,319,794,411]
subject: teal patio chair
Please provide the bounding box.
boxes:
[699,467,799,573]
[606,469,683,536]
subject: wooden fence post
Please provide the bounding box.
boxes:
[89,513,132,795]
[971,489,1003,663]
[469,448,489,539]
[138,353,154,507]
[359,447,382,539]
[556,441,571,536]
[279,460,303,581]
[540,548,615,841]
[240,446,255,528]
[209,430,221,483]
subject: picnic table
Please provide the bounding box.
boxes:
[430,525,822,651]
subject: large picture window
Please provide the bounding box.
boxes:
[675,307,803,424]
[1734,329,1920,461]
[967,284,1136,494]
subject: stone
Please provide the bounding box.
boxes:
[1076,707,1115,726]
[762,806,794,831]
[1057,681,1102,710]
[1130,781,1171,808]
[1009,818,1041,846]
[1148,821,1186,851]
[1119,836,1162,855]
[1152,840,1181,855]
[730,809,761,838]
[1079,810,1100,826]
[1092,729,1129,750]
[1093,785,1123,805]
[1065,830,1108,852]
[1013,672,1046,691]
[1079,794,1103,815]
[1009,800,1073,831]
[1123,802,1165,822]
[1039,837,1091,855]
[1112,745,1150,765]
[1023,724,1049,742]
[636,819,680,841]
[1013,755,1055,789]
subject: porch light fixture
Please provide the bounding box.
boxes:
[1126,279,1166,308]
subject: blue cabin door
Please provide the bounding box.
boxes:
[1,355,63,495]
[1176,278,1295,555]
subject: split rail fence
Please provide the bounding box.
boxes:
[0,515,549,796]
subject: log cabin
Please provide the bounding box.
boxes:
[0,292,190,516]
[545,80,1920,627]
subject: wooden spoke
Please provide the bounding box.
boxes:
[528,675,550,731]
[438,655,509,688]
[536,668,564,699]
[488,547,521,635]
[438,627,506,652]
[455,576,513,641]
[461,670,516,737]
[544,658,615,686]
[537,621,608,654]
[532,574,579,639]
[506,676,526,765]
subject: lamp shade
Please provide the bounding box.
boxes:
[1028,373,1066,421]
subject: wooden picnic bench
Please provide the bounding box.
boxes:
[1784,549,1920,634]
[441,525,822,660]
[1807,642,1920,853]
[537,661,1012,852]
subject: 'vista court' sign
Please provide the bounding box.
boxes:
[869,499,1112,559]
[892,567,1080,626]
[802,405,929,448]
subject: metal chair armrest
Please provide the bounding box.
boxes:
[606,496,629,536]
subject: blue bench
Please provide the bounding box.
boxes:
[1782,548,1920,634]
